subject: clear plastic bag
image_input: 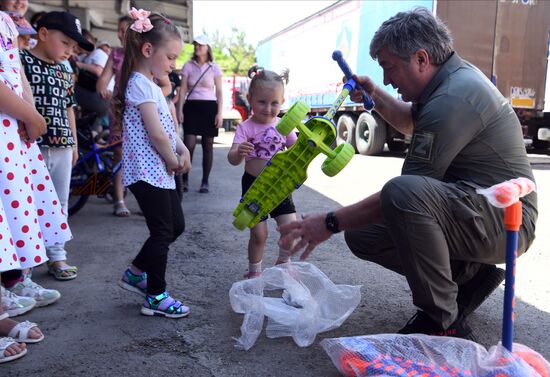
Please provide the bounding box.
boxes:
[321,334,550,377]
[229,262,361,350]
[476,177,536,208]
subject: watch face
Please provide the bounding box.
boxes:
[325,212,339,233]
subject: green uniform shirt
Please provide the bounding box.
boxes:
[403,52,537,217]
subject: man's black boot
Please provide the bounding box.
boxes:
[457,264,505,318]
[398,311,477,341]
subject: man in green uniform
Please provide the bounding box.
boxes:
[278,7,537,340]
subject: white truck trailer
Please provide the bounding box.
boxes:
[256,0,550,155]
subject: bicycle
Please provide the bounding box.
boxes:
[68,114,123,216]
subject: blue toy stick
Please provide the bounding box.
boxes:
[477,179,534,352]
[332,50,375,111]
[502,201,522,351]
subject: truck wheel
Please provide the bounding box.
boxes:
[222,119,232,131]
[355,112,386,155]
[321,143,354,177]
[233,207,256,230]
[276,101,310,136]
[336,114,357,151]
[532,138,550,150]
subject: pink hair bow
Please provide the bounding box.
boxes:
[129,7,153,33]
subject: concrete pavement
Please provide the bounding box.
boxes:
[4,130,550,376]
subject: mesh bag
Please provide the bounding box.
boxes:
[321,334,550,377]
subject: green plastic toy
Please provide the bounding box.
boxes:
[232,52,361,230]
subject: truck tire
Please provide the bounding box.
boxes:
[336,114,357,151]
[355,112,386,155]
[532,137,550,150]
[222,119,233,131]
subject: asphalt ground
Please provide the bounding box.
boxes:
[3,130,550,376]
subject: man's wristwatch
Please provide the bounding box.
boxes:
[325,211,341,233]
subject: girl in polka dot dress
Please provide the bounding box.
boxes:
[114,9,191,319]
[0,11,71,363]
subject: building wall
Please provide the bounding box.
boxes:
[28,0,192,47]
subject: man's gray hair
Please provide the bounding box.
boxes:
[370,7,453,65]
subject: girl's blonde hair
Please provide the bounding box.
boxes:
[247,66,289,97]
[114,13,181,130]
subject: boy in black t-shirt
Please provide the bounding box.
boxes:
[20,11,93,281]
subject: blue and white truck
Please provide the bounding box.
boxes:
[256,0,550,155]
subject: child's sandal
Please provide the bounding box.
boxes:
[113,201,131,217]
[47,262,78,281]
[7,321,44,344]
[118,268,147,297]
[0,337,27,364]
[141,292,189,319]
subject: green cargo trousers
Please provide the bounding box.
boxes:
[344,175,536,328]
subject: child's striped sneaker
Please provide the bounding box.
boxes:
[8,277,60,307]
[0,286,36,317]
[118,268,147,297]
[141,292,189,319]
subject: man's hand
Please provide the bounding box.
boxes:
[278,213,332,261]
[349,74,376,104]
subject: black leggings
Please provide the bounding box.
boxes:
[182,135,214,185]
[129,181,185,295]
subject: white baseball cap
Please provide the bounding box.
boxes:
[193,34,210,45]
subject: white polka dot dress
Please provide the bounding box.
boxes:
[122,72,176,189]
[0,12,71,272]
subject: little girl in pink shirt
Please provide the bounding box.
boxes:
[228,67,298,278]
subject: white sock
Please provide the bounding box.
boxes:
[277,249,291,264]
[249,261,262,273]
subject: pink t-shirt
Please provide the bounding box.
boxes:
[232,117,298,161]
[181,60,222,101]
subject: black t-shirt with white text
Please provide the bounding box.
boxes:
[20,49,75,148]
